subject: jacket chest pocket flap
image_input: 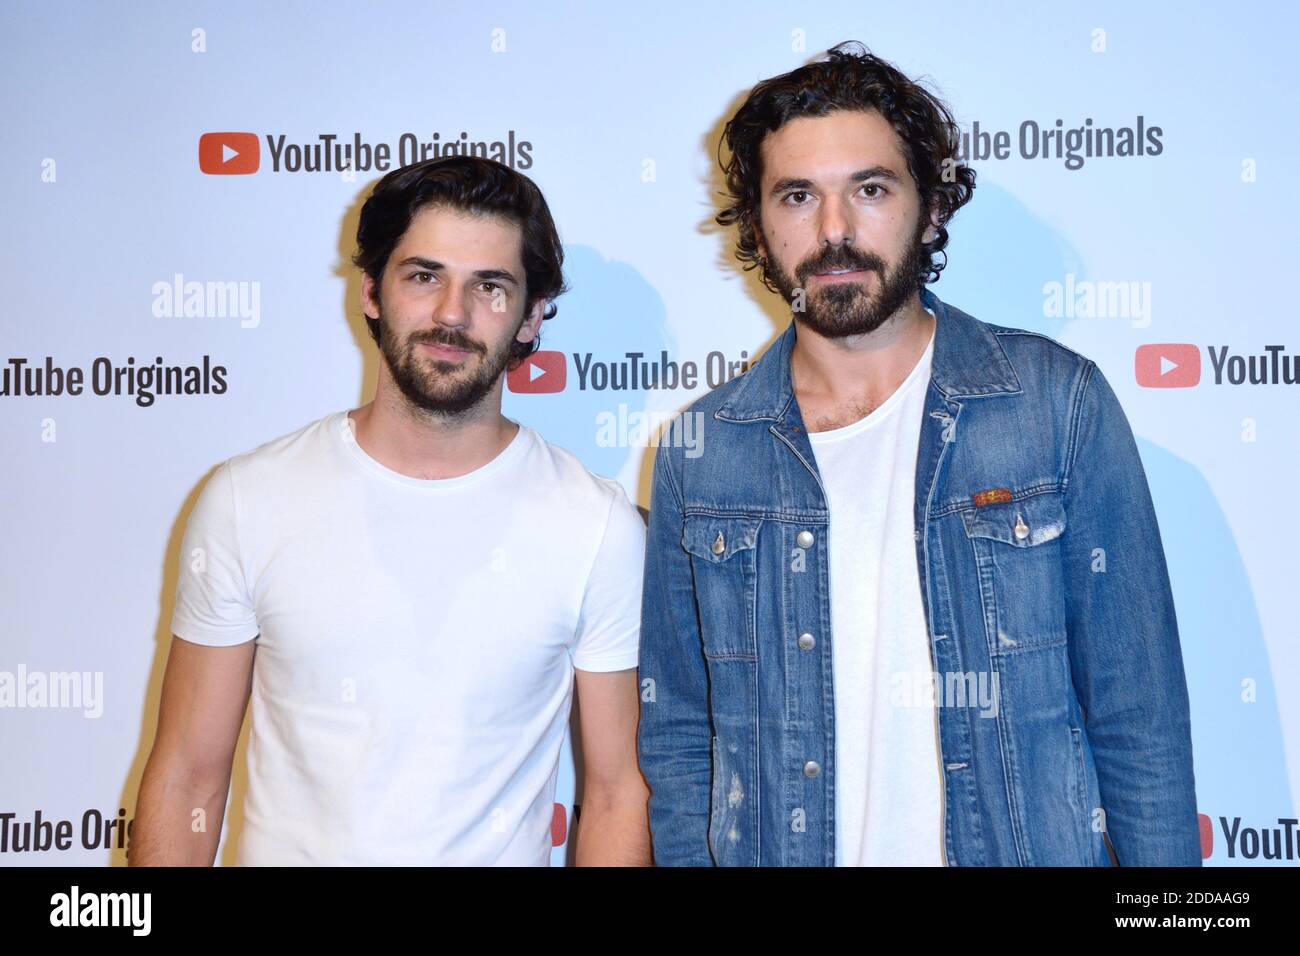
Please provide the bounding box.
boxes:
[681,514,761,660]
[960,491,1068,652]
[961,491,1066,546]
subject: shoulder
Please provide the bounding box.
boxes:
[930,294,1123,458]
[524,426,641,522]
[979,317,1096,382]
[684,366,750,417]
[221,411,342,489]
[951,310,1104,448]
[987,321,1089,360]
[647,342,781,476]
[943,300,1098,401]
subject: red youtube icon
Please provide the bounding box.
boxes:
[1135,343,1200,388]
[199,131,260,175]
[508,351,566,393]
[551,803,567,847]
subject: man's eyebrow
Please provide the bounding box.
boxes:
[770,177,814,196]
[396,257,520,285]
[470,268,520,286]
[769,166,904,196]
[397,256,445,272]
[849,166,904,185]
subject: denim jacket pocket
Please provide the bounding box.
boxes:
[960,490,1069,655]
[681,513,761,661]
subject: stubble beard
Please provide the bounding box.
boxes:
[376,308,520,418]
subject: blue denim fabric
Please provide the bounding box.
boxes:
[637,286,1200,866]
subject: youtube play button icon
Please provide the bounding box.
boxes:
[508,351,566,393]
[199,132,260,175]
[1135,343,1200,388]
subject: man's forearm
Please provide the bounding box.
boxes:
[129,761,231,866]
[574,787,652,866]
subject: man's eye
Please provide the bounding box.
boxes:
[412,272,435,283]
[860,183,886,198]
[480,282,502,294]
[782,190,810,205]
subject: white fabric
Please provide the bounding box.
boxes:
[171,411,644,865]
[806,318,945,866]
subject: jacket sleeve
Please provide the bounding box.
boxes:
[636,432,715,865]
[1061,361,1201,866]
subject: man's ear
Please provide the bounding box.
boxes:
[517,298,546,344]
[923,205,943,245]
[361,272,380,320]
[753,218,770,263]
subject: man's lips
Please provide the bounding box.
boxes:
[418,340,476,360]
[810,267,871,282]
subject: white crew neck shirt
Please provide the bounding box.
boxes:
[171,411,644,865]
[806,315,945,866]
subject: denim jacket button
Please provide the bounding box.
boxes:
[803,760,821,778]
[796,530,815,549]
[1013,515,1030,540]
[797,632,816,650]
[711,531,726,555]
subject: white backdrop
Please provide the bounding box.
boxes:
[1,0,1296,865]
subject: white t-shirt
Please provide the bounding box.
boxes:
[806,320,944,866]
[171,411,645,865]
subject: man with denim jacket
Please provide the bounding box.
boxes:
[636,42,1200,866]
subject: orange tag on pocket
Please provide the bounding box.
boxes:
[971,487,1013,507]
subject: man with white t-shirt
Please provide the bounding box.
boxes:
[132,156,652,866]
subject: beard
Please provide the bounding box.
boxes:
[376,308,520,417]
[767,215,930,338]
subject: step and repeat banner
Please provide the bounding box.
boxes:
[1,1,1296,865]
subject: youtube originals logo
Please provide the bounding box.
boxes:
[1135,343,1200,388]
[508,351,566,394]
[198,132,260,175]
[198,131,534,175]
[1136,343,1300,388]
[509,348,751,395]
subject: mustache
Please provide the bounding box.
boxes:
[796,246,884,284]
[407,328,487,355]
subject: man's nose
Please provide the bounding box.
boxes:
[430,285,470,329]
[816,195,855,249]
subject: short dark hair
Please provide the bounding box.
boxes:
[716,41,976,292]
[351,155,567,367]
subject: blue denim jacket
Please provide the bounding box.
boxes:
[637,285,1200,866]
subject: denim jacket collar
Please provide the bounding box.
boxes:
[713,286,1023,424]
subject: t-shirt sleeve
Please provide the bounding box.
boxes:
[170,460,260,646]
[571,484,646,672]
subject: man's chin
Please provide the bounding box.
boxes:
[387,363,476,410]
[802,317,886,339]
[796,294,882,337]
[401,386,489,415]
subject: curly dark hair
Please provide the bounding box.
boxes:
[351,155,568,368]
[716,41,976,292]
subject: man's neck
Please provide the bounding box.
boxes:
[790,293,935,432]
[347,378,518,481]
